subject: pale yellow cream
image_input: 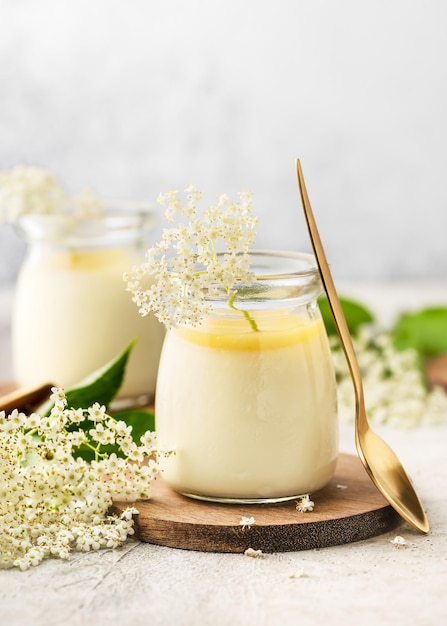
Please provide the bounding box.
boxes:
[156,314,338,501]
[12,248,165,403]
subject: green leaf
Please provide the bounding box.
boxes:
[41,339,136,415]
[318,295,375,336]
[391,307,447,358]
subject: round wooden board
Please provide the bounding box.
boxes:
[112,453,400,553]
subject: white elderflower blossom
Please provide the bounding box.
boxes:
[124,184,258,329]
[240,516,256,529]
[331,331,447,428]
[296,495,314,512]
[244,548,265,559]
[0,165,67,222]
[390,535,408,548]
[87,403,107,422]
[0,388,161,570]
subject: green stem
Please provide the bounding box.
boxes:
[227,292,259,332]
[80,439,105,461]
[210,240,258,331]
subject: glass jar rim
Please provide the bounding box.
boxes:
[204,250,323,309]
[244,250,318,280]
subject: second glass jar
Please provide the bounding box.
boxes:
[12,210,165,406]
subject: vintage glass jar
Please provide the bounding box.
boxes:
[12,210,165,406]
[155,251,338,503]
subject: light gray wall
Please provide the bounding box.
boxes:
[1,0,447,285]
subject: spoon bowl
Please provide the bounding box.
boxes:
[295,158,429,534]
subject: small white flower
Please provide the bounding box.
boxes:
[120,507,139,521]
[390,535,408,548]
[66,431,88,447]
[240,516,256,529]
[296,495,314,513]
[244,548,264,559]
[89,423,115,445]
[87,403,107,422]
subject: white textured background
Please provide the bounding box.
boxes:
[1,0,447,285]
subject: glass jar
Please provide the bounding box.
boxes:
[155,251,338,503]
[12,210,165,406]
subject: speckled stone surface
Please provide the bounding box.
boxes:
[0,423,446,626]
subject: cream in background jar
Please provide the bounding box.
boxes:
[12,212,165,405]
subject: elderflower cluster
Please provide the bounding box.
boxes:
[332,331,447,428]
[0,165,103,223]
[0,388,160,570]
[124,184,258,329]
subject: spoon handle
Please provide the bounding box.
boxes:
[0,382,54,414]
[295,159,364,403]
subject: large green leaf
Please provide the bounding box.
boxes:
[42,339,136,415]
[28,338,158,462]
[318,295,375,336]
[391,307,447,357]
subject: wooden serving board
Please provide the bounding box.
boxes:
[112,453,400,553]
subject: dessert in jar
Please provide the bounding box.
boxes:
[155,251,338,503]
[12,211,165,405]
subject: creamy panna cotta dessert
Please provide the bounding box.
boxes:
[12,214,165,404]
[121,182,338,502]
[156,304,338,502]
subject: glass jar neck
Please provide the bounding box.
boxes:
[202,250,323,311]
[200,299,321,324]
[15,210,156,250]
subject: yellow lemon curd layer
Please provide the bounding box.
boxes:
[175,315,325,351]
[49,248,130,272]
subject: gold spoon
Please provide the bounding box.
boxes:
[295,158,429,534]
